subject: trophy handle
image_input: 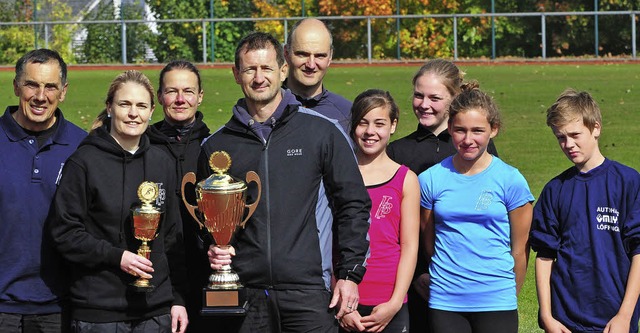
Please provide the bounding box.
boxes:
[240,171,262,228]
[181,172,205,230]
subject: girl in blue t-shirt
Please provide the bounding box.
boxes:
[419,83,534,333]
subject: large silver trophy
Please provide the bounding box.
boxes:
[181,151,261,315]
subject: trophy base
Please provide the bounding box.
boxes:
[129,281,155,293]
[201,287,248,316]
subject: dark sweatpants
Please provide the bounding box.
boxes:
[237,287,337,333]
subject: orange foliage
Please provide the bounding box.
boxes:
[252,0,308,40]
[252,0,493,59]
[319,0,393,16]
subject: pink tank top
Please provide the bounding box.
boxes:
[359,165,409,305]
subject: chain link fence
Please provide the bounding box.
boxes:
[1,2,638,65]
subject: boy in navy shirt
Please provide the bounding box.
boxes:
[530,89,640,333]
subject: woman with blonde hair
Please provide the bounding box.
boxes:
[387,59,499,331]
[50,70,188,333]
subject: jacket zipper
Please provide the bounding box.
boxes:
[263,136,273,288]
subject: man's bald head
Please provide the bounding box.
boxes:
[287,18,333,51]
[284,19,333,98]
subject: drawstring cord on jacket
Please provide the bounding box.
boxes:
[118,149,129,243]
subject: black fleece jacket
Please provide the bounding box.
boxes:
[146,112,211,198]
[50,126,186,322]
[198,90,371,290]
[146,112,213,317]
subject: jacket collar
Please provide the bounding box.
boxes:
[1,105,77,146]
[413,124,451,142]
[147,111,210,143]
[289,85,328,109]
[227,89,301,133]
[83,125,151,157]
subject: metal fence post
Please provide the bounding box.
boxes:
[214,0,216,62]
[121,21,127,64]
[454,15,458,60]
[284,20,289,44]
[120,4,127,65]
[44,24,49,49]
[632,12,637,58]
[396,0,401,60]
[367,17,372,64]
[541,14,546,59]
[202,20,207,63]
[594,0,599,57]
[34,0,38,49]
[491,0,495,59]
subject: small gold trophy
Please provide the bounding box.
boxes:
[181,151,261,315]
[131,181,162,292]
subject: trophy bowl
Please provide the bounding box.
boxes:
[181,151,261,315]
[131,181,162,292]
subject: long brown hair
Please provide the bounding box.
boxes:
[350,89,399,140]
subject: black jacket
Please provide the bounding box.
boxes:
[146,111,212,246]
[147,112,213,324]
[50,126,186,322]
[198,91,371,290]
[147,112,211,196]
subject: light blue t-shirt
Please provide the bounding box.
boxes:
[419,156,534,312]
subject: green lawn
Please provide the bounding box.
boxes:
[1,63,639,332]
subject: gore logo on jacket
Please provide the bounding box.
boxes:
[286,148,303,157]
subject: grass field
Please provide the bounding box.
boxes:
[2,63,639,332]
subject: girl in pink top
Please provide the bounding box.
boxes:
[340,89,420,333]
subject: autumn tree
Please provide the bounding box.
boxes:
[211,0,255,62]
[397,0,461,59]
[147,0,207,62]
[38,0,76,62]
[486,0,542,58]
[78,0,153,64]
[0,0,34,64]
[316,0,498,59]
[0,0,74,64]
[249,0,318,44]
[538,0,640,57]
[319,0,396,59]
[596,0,640,56]
[395,0,540,59]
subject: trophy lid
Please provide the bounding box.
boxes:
[137,181,160,213]
[198,151,247,191]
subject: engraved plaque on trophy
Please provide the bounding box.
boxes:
[181,151,261,315]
